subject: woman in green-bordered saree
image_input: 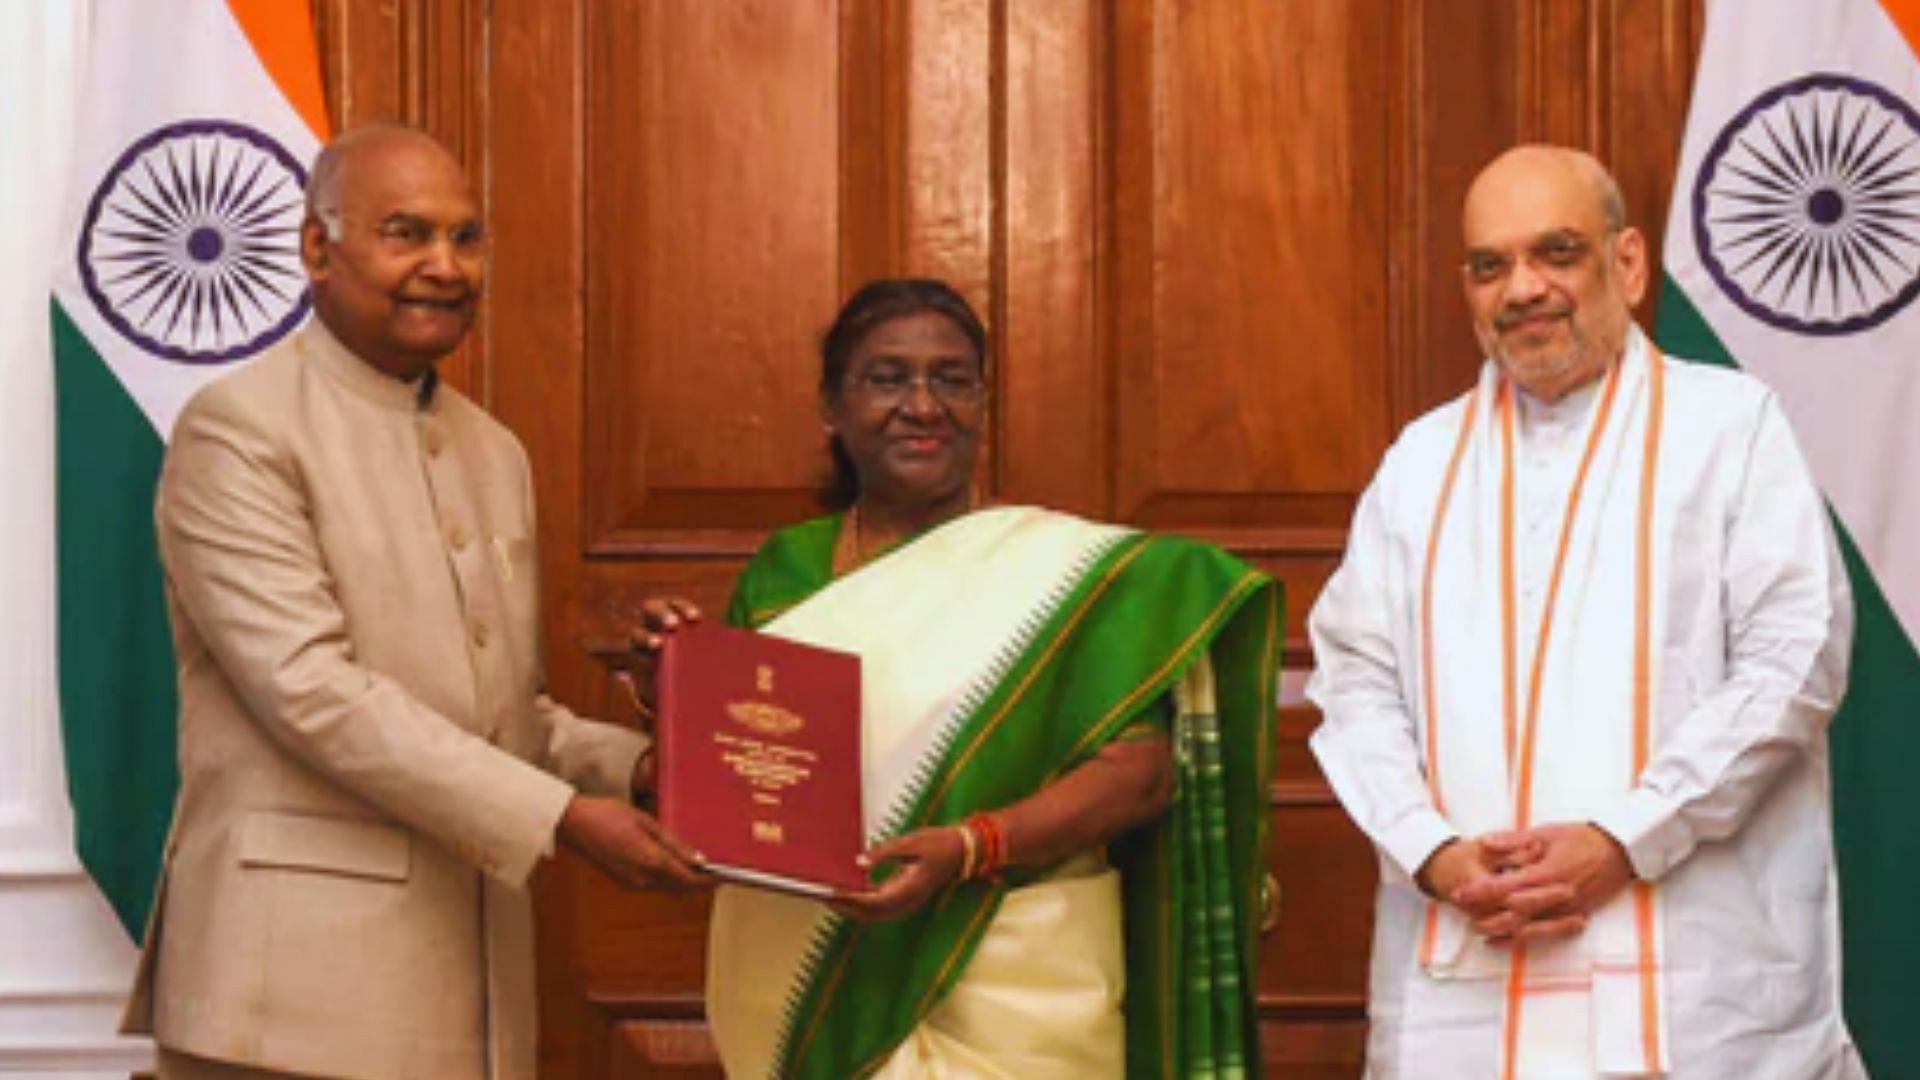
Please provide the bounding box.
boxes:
[643,280,1279,1078]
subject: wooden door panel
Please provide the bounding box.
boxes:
[583,0,849,556]
[609,1015,721,1079]
[1266,708,1376,1005]
[1106,0,1393,532]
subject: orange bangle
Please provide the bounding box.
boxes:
[965,812,1006,880]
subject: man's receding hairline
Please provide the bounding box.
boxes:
[1466,144,1631,236]
[305,122,455,221]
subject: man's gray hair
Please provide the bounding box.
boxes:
[1598,171,1628,233]
[306,146,344,240]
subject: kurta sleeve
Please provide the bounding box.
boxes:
[534,693,647,799]
[1590,394,1854,881]
[1308,471,1459,884]
[159,388,580,888]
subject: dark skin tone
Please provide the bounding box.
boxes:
[637,309,1174,919]
[306,126,707,893]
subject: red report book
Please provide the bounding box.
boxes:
[655,621,867,896]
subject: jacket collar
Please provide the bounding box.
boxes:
[300,318,440,412]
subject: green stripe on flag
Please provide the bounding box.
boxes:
[1657,276,1920,1078]
[52,300,178,939]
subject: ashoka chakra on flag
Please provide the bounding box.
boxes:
[1692,72,1920,337]
[77,118,310,364]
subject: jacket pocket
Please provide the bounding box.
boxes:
[237,810,411,883]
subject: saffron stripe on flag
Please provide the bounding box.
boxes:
[225,0,331,140]
[1880,0,1920,58]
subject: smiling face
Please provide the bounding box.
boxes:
[301,130,484,380]
[1461,147,1648,401]
[823,309,985,518]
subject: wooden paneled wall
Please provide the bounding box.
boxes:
[314,2,1705,1076]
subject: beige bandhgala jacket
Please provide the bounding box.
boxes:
[121,322,647,1080]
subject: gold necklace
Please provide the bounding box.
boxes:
[845,505,868,571]
[832,505,870,576]
[835,489,983,576]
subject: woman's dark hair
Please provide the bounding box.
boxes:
[817,278,988,510]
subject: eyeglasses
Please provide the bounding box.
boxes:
[1462,229,1611,286]
[326,211,487,259]
[844,366,986,408]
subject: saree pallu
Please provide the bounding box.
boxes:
[708,506,1281,1079]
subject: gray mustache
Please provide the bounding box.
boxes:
[1494,305,1571,331]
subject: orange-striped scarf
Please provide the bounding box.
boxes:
[1416,334,1672,1076]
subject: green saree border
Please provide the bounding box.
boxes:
[725,514,1280,1079]
[1116,568,1278,1078]
[728,513,844,629]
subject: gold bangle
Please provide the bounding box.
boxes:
[954,823,979,881]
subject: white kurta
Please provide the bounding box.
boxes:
[1308,331,1861,1078]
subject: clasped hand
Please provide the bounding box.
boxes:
[1416,822,1634,945]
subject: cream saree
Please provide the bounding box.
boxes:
[707,506,1280,1079]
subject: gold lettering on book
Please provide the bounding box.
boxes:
[714,732,818,797]
[752,820,785,844]
[756,664,775,694]
[727,700,804,736]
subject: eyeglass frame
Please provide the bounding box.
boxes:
[1460,226,1622,287]
[839,361,988,409]
[316,208,488,260]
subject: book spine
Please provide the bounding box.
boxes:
[655,640,680,826]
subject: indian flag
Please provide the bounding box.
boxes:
[1657,0,1920,1073]
[50,0,327,938]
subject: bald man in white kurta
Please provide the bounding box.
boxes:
[1308,146,1861,1078]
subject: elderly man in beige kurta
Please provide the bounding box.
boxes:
[122,125,706,1080]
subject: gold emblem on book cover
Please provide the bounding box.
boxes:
[727,700,805,736]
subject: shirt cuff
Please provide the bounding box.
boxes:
[480,765,577,888]
[1378,807,1460,886]
[561,723,653,799]
[1591,787,1696,882]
